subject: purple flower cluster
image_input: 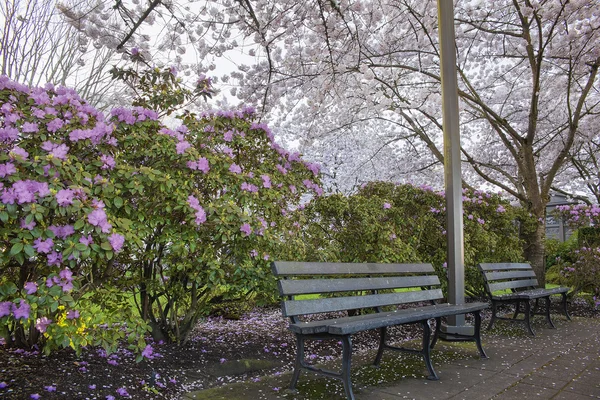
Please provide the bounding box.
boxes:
[261,174,272,188]
[0,299,31,319]
[1,180,50,204]
[187,157,210,173]
[240,223,252,236]
[110,107,158,125]
[241,182,258,193]
[108,233,125,252]
[45,268,74,292]
[229,163,242,174]
[87,207,112,233]
[188,195,207,225]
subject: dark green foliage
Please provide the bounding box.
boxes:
[285,182,526,298]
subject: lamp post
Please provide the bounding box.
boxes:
[437,0,472,335]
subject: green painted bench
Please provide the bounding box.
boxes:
[478,262,571,336]
[272,261,489,400]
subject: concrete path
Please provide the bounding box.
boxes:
[183,316,600,399]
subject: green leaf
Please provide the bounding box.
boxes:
[73,219,85,230]
[75,243,88,251]
[0,211,7,223]
[100,242,112,251]
[114,197,124,208]
[0,282,18,296]
[23,244,35,258]
[9,242,23,256]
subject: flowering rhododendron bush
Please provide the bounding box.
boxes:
[107,106,321,344]
[550,204,600,306]
[0,76,150,355]
[291,181,528,297]
[0,75,322,352]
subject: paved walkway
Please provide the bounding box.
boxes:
[183,316,600,399]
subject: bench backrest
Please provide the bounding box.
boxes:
[271,261,443,319]
[478,262,539,295]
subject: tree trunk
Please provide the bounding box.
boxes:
[523,219,546,287]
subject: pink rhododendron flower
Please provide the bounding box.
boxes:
[0,302,12,317]
[261,175,272,188]
[47,251,63,267]
[383,202,391,209]
[10,146,28,160]
[21,122,38,133]
[67,310,80,319]
[176,141,191,154]
[240,223,252,236]
[0,162,16,178]
[229,163,242,174]
[12,300,30,319]
[33,238,53,254]
[197,157,210,173]
[55,189,75,206]
[35,317,52,333]
[20,218,36,230]
[108,233,125,252]
[24,282,37,295]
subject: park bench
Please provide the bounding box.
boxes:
[272,261,489,400]
[478,262,571,336]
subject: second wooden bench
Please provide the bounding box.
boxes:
[478,262,571,336]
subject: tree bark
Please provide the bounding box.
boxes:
[522,216,546,288]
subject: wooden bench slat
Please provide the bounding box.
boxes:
[272,261,435,276]
[327,302,489,335]
[281,289,443,317]
[478,262,532,271]
[286,302,489,335]
[487,279,539,293]
[278,275,441,296]
[483,270,537,281]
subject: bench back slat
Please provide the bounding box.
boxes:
[272,261,435,276]
[272,261,443,318]
[478,263,540,294]
[487,279,539,293]
[483,270,537,281]
[478,262,532,271]
[281,289,444,317]
[278,275,440,296]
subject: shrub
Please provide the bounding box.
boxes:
[290,182,525,298]
[0,77,150,355]
[554,246,600,307]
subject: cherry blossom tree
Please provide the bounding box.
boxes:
[65,0,600,284]
[1,0,127,109]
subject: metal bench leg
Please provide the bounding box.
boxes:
[374,327,387,367]
[340,335,355,400]
[545,297,556,329]
[524,301,535,336]
[487,301,498,331]
[430,317,442,349]
[533,298,541,316]
[473,311,488,359]
[513,301,521,319]
[290,334,304,391]
[561,293,571,321]
[422,319,438,380]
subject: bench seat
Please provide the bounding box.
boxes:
[290,302,488,335]
[491,286,569,301]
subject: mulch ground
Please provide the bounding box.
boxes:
[0,297,597,399]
